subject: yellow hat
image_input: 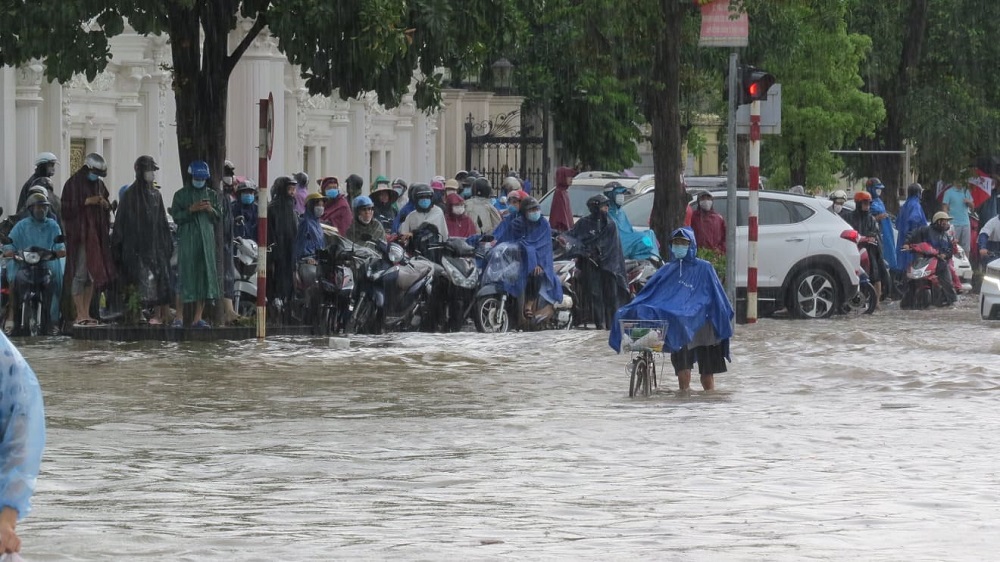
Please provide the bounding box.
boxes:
[305,192,326,204]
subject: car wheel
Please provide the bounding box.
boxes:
[790,269,838,319]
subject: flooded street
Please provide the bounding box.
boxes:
[15,296,1000,560]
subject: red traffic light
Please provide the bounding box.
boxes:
[738,65,775,106]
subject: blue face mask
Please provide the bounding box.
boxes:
[87,172,100,182]
[417,198,432,210]
[240,193,255,205]
[192,179,207,189]
[461,188,472,199]
[671,244,689,260]
[507,204,518,215]
[527,210,541,222]
[326,189,340,199]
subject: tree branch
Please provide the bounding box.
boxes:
[225,15,267,77]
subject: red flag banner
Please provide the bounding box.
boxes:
[698,0,748,48]
[967,169,994,208]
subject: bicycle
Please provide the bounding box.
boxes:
[619,319,668,397]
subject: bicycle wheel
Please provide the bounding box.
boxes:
[629,355,651,398]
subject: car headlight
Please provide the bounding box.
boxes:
[23,251,40,265]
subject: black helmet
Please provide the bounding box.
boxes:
[519,196,540,215]
[346,174,364,190]
[587,193,610,215]
[473,177,492,198]
[411,183,434,201]
[293,171,309,186]
[460,175,475,189]
[907,182,922,198]
[134,155,159,173]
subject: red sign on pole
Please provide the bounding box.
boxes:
[697,0,748,48]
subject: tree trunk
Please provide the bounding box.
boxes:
[168,3,233,326]
[647,0,687,251]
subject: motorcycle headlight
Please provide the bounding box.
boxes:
[443,259,477,289]
[388,243,405,264]
[24,252,40,265]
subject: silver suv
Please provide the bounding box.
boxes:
[622,190,862,319]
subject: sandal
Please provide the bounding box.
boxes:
[191,320,211,329]
[147,317,163,326]
[73,319,100,327]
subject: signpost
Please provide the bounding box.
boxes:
[256,93,274,340]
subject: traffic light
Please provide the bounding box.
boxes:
[738,65,775,106]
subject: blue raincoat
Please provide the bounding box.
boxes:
[4,216,65,324]
[494,214,563,305]
[609,227,733,354]
[293,210,324,263]
[895,193,928,272]
[391,200,416,234]
[867,185,897,270]
[0,332,46,519]
[608,206,660,260]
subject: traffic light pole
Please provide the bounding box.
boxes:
[747,99,761,324]
[725,51,738,311]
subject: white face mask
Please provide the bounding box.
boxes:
[699,200,713,211]
[144,171,156,182]
[453,205,466,216]
[313,206,325,218]
[614,194,625,206]
[833,203,843,213]
[223,176,234,186]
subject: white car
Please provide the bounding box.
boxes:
[980,258,1000,319]
[621,190,862,319]
[537,174,640,221]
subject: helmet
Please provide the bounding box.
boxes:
[25,193,50,208]
[374,175,389,187]
[431,179,446,191]
[853,191,872,203]
[34,152,58,167]
[187,160,210,180]
[907,182,922,198]
[444,178,460,191]
[411,183,434,201]
[320,176,339,190]
[455,170,469,182]
[473,177,492,198]
[586,193,610,215]
[460,175,475,189]
[353,195,374,211]
[293,172,309,186]
[27,185,48,198]
[829,189,848,201]
[224,160,236,175]
[865,177,884,189]
[85,153,107,176]
[305,192,326,205]
[346,174,364,190]
[520,196,540,215]
[392,178,408,190]
[134,155,159,173]
[508,189,529,203]
[603,181,627,196]
[932,211,952,223]
[236,178,257,193]
[502,176,521,193]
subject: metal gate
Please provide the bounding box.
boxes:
[465,110,548,195]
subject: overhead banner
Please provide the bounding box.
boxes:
[697,0,749,48]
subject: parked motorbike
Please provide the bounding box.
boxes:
[232,236,259,318]
[351,238,436,334]
[900,242,948,309]
[473,241,574,333]
[313,233,369,335]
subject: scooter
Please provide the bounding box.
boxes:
[406,224,480,332]
[351,239,436,334]
[473,242,574,333]
[232,236,259,318]
[3,233,65,336]
[839,230,878,315]
[900,242,948,309]
[313,233,363,335]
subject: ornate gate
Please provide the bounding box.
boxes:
[465,109,548,195]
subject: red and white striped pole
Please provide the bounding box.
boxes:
[256,98,270,340]
[747,99,761,323]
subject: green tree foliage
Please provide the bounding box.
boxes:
[741,0,885,190]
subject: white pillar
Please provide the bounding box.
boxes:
[0,67,19,214]
[330,109,350,177]
[15,63,45,190]
[350,100,367,177]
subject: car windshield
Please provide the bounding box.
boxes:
[538,184,608,217]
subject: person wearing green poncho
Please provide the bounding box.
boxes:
[169,160,221,328]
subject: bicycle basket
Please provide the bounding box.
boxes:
[618,319,668,352]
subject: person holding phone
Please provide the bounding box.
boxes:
[169,160,221,328]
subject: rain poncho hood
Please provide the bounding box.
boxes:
[320,194,353,235]
[0,333,46,520]
[566,211,628,287]
[445,193,477,238]
[494,214,563,304]
[548,166,576,232]
[294,207,325,262]
[609,227,733,354]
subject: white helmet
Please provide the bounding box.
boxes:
[85,153,107,176]
[502,176,522,192]
[34,152,58,167]
[829,189,848,201]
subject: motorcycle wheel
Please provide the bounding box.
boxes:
[23,298,41,337]
[235,293,256,318]
[843,284,878,315]
[916,286,932,309]
[473,295,509,333]
[349,297,379,335]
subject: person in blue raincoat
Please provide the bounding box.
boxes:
[609,227,733,392]
[4,193,67,336]
[866,178,898,281]
[0,332,46,554]
[895,183,928,274]
[494,197,563,321]
[604,182,660,260]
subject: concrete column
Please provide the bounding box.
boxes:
[0,67,19,214]
[15,63,45,189]
[350,100,367,177]
[330,109,350,177]
[439,89,465,175]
